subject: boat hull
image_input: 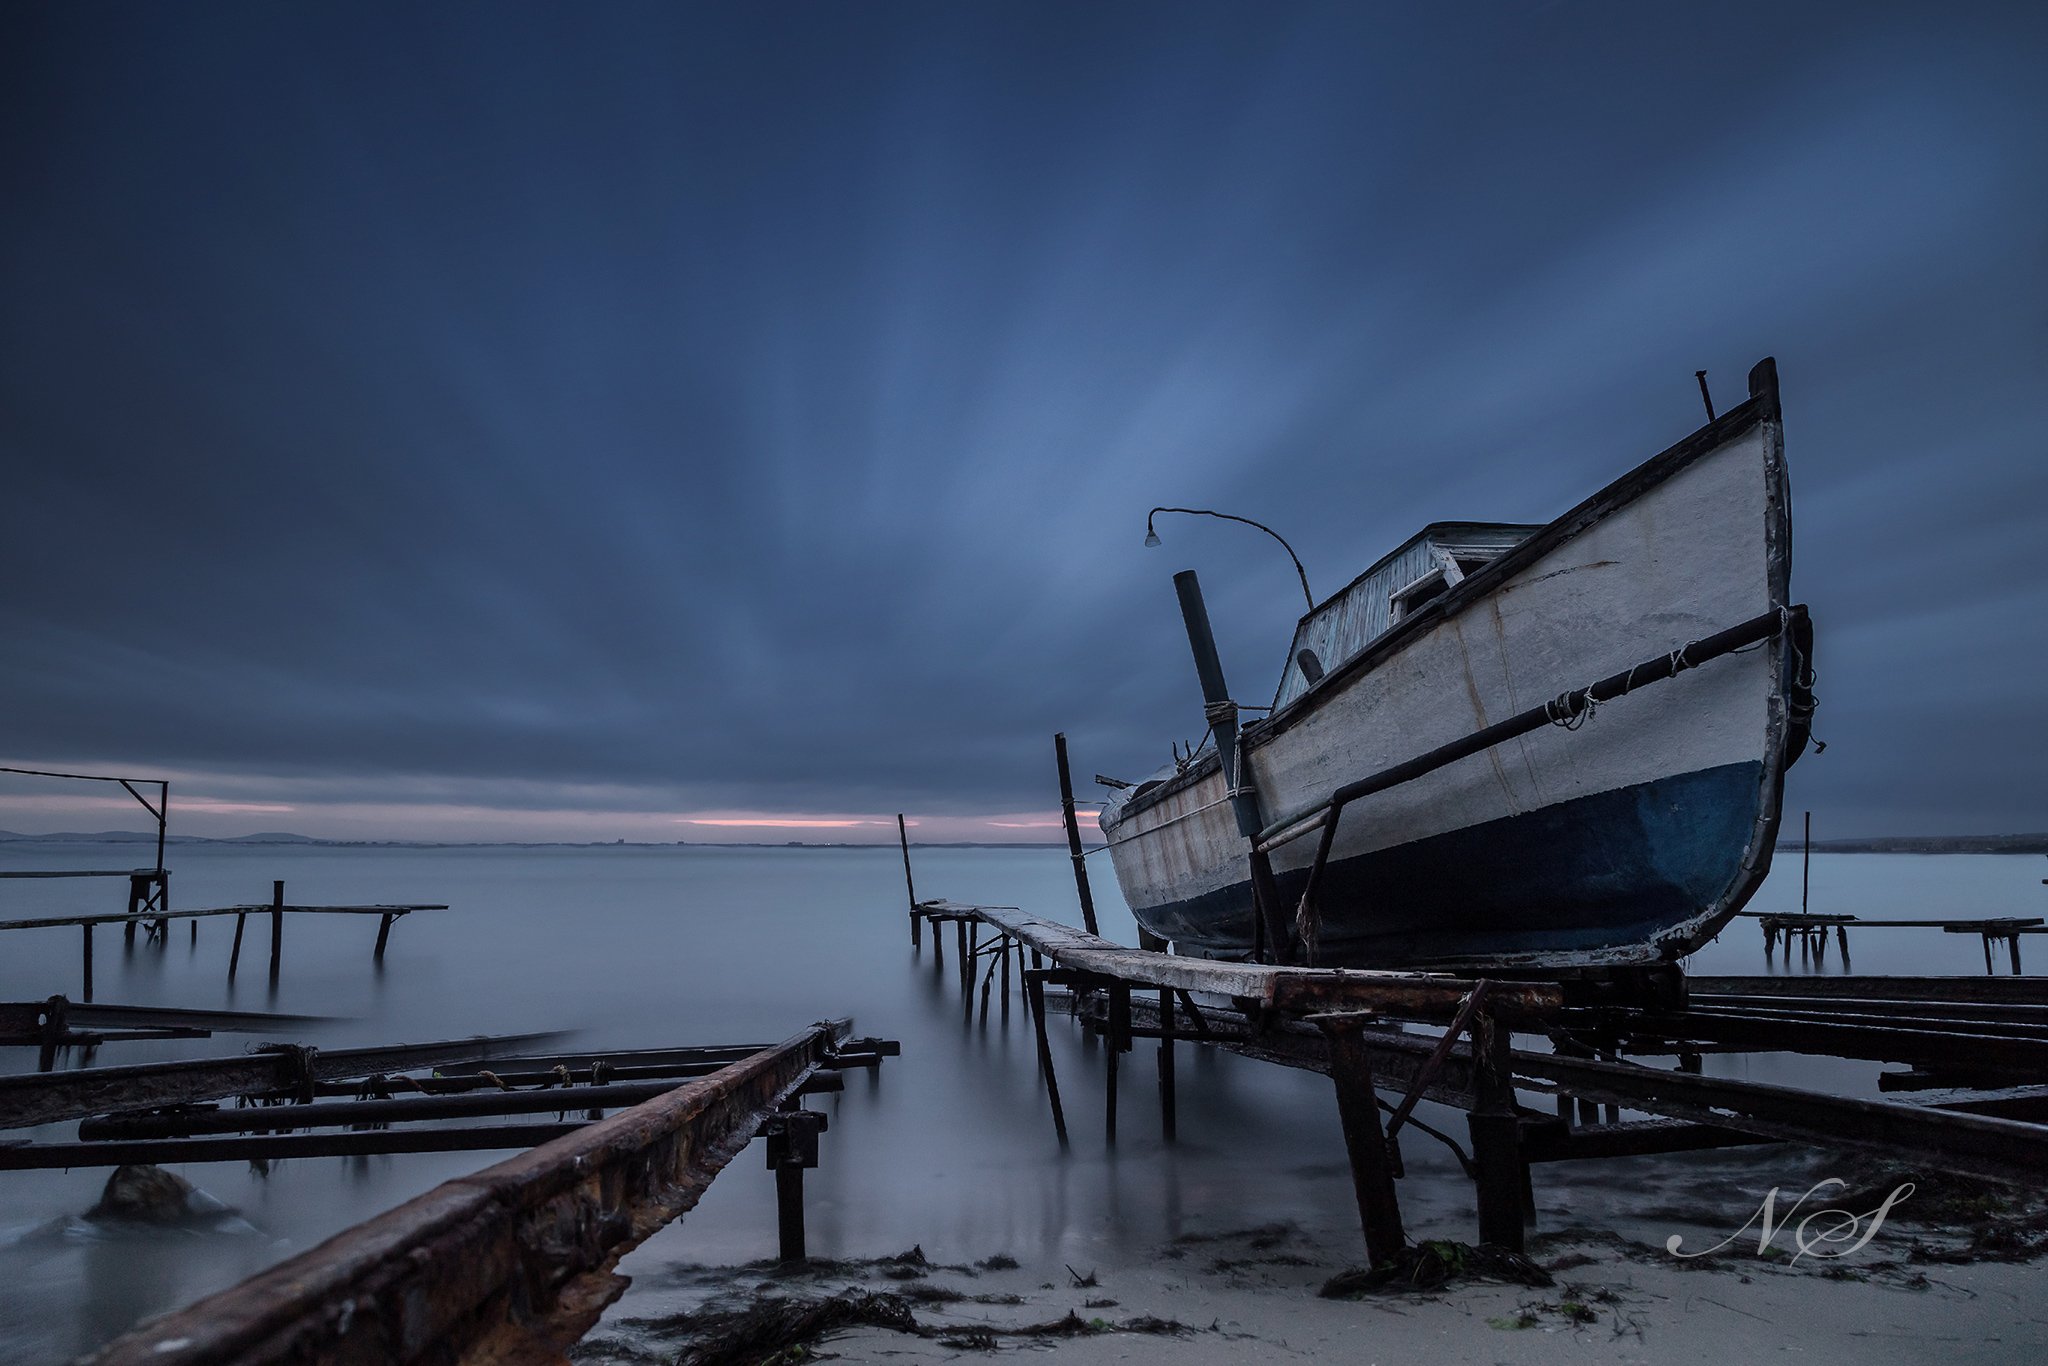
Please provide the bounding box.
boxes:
[1101,360,1799,969]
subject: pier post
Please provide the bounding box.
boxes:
[268,881,284,984]
[1054,733,1101,937]
[764,1106,825,1263]
[1026,972,1070,1148]
[1467,1012,1526,1251]
[1157,986,1177,1143]
[228,913,248,981]
[81,924,94,1003]
[374,913,394,961]
[898,814,919,947]
[1318,1016,1406,1267]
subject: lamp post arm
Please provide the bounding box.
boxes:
[1145,507,1315,612]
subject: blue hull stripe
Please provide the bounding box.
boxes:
[1133,761,1764,966]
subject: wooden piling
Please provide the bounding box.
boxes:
[81,924,94,1003]
[228,912,247,980]
[374,913,394,961]
[1157,986,1176,1143]
[1026,973,1069,1148]
[268,880,284,983]
[1467,1013,1527,1251]
[1053,733,1100,937]
[899,813,920,947]
[1319,1016,1406,1267]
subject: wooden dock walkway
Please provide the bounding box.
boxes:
[906,889,2048,1269]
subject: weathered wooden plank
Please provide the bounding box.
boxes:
[79,1020,851,1366]
[970,905,1561,1020]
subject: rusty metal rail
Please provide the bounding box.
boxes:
[79,1019,855,1366]
[0,1030,565,1129]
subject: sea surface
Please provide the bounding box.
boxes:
[0,842,2041,1360]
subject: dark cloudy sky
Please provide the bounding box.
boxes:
[3,2,2044,841]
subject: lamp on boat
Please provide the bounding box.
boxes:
[1144,506,1316,611]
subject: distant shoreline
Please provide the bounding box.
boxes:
[1780,835,2048,855]
[3,829,2044,854]
[0,829,1093,851]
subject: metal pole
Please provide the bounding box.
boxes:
[1054,733,1100,937]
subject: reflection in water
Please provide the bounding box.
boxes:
[0,844,2039,1357]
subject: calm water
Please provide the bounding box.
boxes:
[0,842,2041,1360]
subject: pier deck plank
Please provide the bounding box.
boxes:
[924,901,1563,1020]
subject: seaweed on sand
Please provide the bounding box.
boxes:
[1319,1240,1554,1297]
[584,1290,1190,1365]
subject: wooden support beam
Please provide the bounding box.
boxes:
[1318,1015,1406,1267]
[1025,972,1069,1149]
[1157,987,1177,1144]
[1466,1013,1526,1251]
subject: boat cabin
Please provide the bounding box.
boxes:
[1272,522,1543,711]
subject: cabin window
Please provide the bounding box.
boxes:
[1390,568,1448,623]
[1453,555,1491,578]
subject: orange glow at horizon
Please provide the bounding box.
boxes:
[683,817,898,828]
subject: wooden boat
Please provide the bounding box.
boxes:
[1099,358,1817,969]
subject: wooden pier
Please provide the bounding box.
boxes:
[903,875,2048,1269]
[0,878,448,1002]
[1742,909,2047,973]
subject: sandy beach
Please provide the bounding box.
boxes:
[578,1213,2048,1365]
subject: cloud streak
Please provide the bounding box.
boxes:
[2,3,2044,839]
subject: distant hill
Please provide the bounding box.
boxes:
[1780,833,2048,854]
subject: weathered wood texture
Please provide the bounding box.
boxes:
[79,1020,851,1366]
[940,903,1561,1022]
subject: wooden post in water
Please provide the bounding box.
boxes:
[1157,986,1177,1143]
[1054,734,1100,937]
[228,912,248,981]
[374,913,395,961]
[1467,1012,1526,1251]
[1026,973,1070,1148]
[1319,1016,1406,1267]
[898,814,920,947]
[268,881,285,984]
[81,924,94,1003]
[1802,810,1812,913]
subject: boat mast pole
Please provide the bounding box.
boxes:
[1172,570,1292,963]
